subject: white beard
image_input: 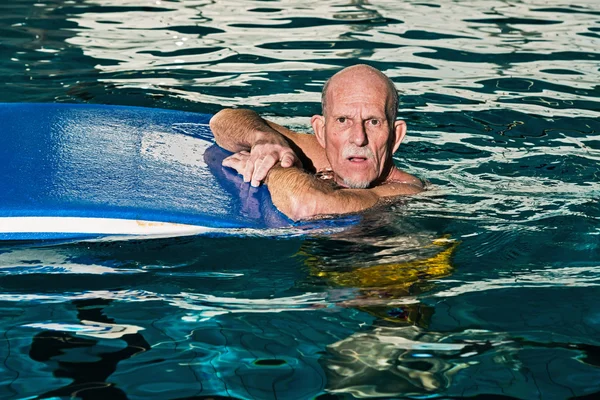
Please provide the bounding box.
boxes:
[342,177,371,189]
[340,146,375,189]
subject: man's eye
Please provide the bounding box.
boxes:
[369,119,380,126]
[336,117,346,123]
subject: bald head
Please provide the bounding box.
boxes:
[321,64,399,123]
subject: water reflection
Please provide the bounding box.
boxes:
[28,298,151,399]
[297,219,462,396]
[324,326,504,397]
[0,216,460,399]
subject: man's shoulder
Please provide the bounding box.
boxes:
[371,181,424,197]
[371,169,424,197]
[387,168,423,187]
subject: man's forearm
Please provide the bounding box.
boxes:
[265,166,379,221]
[210,109,287,153]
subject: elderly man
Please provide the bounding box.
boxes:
[209,64,423,221]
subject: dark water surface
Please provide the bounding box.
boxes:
[1,0,599,398]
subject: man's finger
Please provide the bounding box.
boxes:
[222,152,239,165]
[222,155,238,169]
[243,159,255,183]
[251,155,276,187]
[280,153,297,168]
[223,152,252,174]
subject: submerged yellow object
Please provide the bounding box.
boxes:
[306,237,459,326]
[312,238,457,289]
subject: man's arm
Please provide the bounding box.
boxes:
[210,109,326,186]
[210,108,286,153]
[265,165,423,221]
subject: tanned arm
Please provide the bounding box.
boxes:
[210,109,328,186]
[210,109,284,153]
[265,165,423,221]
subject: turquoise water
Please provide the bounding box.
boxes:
[1,0,600,398]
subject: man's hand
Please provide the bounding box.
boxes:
[222,137,301,187]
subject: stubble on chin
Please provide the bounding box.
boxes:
[341,177,371,189]
[339,147,375,189]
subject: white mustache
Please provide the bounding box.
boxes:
[342,146,374,160]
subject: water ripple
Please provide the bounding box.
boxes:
[433,265,600,298]
[3,0,588,118]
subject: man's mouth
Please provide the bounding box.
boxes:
[342,146,374,164]
[348,156,368,162]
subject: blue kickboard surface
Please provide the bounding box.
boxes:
[0,103,353,241]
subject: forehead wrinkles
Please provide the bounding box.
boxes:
[331,98,387,113]
[327,93,390,123]
[324,79,390,118]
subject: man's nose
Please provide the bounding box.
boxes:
[349,123,368,146]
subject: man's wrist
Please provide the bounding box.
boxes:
[264,163,284,185]
[254,128,283,145]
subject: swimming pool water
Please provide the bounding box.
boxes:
[1,0,599,398]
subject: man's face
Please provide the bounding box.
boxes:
[323,102,392,188]
[312,71,405,188]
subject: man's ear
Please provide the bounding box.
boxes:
[392,119,407,153]
[311,115,326,148]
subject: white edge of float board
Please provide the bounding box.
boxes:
[0,217,349,241]
[0,216,218,236]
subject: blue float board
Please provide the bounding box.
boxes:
[0,103,350,241]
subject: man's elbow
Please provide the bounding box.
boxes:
[274,195,320,222]
[209,109,231,145]
[290,203,322,222]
